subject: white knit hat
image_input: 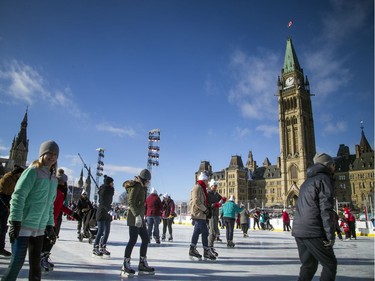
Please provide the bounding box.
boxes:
[198,171,209,181]
[150,187,157,194]
[229,195,235,201]
[209,179,217,187]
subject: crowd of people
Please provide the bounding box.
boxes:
[0,146,362,280]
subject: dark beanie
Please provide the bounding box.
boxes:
[139,169,151,181]
[103,175,114,184]
[12,166,25,175]
[39,140,59,157]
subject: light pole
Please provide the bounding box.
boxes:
[94,148,105,204]
[147,129,160,185]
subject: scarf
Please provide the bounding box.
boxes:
[197,180,208,205]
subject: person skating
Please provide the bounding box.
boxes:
[292,152,337,281]
[121,169,155,277]
[221,195,243,247]
[161,193,175,242]
[188,171,216,260]
[207,179,223,256]
[145,187,163,244]
[1,140,59,281]
[0,166,24,257]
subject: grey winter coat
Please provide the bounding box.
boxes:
[291,163,335,241]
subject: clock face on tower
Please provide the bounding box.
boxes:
[285,77,295,87]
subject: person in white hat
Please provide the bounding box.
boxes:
[76,189,93,238]
[161,193,176,242]
[292,152,337,280]
[188,171,216,260]
[207,179,224,256]
[145,187,163,244]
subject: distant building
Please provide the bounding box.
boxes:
[196,38,374,212]
[0,109,29,176]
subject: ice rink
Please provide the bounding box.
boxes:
[0,219,374,280]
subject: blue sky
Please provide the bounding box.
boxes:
[0,0,373,202]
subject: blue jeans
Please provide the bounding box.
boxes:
[224,217,235,241]
[94,220,111,247]
[146,216,161,239]
[1,235,44,281]
[190,219,208,248]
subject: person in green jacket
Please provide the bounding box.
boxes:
[221,195,243,247]
[121,169,154,278]
[2,140,59,281]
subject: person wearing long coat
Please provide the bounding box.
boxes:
[92,175,114,257]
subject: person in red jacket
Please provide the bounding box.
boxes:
[282,209,291,231]
[40,169,81,272]
[340,218,350,240]
[145,188,163,244]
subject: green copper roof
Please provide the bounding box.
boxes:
[283,38,301,74]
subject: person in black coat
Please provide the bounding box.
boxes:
[292,152,337,281]
[92,175,114,257]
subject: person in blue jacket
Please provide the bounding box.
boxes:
[221,195,243,247]
[2,140,59,281]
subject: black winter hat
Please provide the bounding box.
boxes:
[103,175,114,184]
[139,169,151,181]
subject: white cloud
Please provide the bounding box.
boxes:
[96,122,136,137]
[255,125,279,138]
[228,49,279,120]
[233,127,251,139]
[0,60,86,118]
[104,164,141,175]
[323,121,348,134]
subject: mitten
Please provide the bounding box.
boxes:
[45,225,57,244]
[203,208,209,215]
[323,239,335,248]
[9,221,21,243]
[135,215,142,228]
[212,202,222,208]
[72,212,82,221]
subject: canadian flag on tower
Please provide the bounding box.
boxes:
[287,20,293,28]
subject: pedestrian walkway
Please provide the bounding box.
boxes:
[0,220,373,280]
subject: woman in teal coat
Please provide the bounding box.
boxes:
[2,140,59,281]
[221,195,243,247]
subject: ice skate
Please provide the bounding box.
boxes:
[92,245,103,257]
[204,248,217,260]
[154,237,161,244]
[189,246,202,260]
[168,236,173,242]
[121,258,135,278]
[161,234,166,242]
[100,245,111,258]
[210,247,218,257]
[41,252,54,272]
[138,256,155,275]
[227,240,235,247]
[216,237,222,242]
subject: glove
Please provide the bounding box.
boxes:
[203,208,209,215]
[135,215,142,228]
[211,202,222,208]
[168,215,174,219]
[45,225,56,245]
[9,221,21,243]
[323,239,335,248]
[71,212,82,221]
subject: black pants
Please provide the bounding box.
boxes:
[124,226,148,259]
[162,219,173,238]
[0,204,9,250]
[295,237,337,281]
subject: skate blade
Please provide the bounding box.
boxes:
[138,271,155,275]
[102,255,111,259]
[189,256,202,261]
[204,257,217,261]
[120,272,135,278]
[92,254,103,258]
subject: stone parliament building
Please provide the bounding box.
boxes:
[196,38,374,212]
